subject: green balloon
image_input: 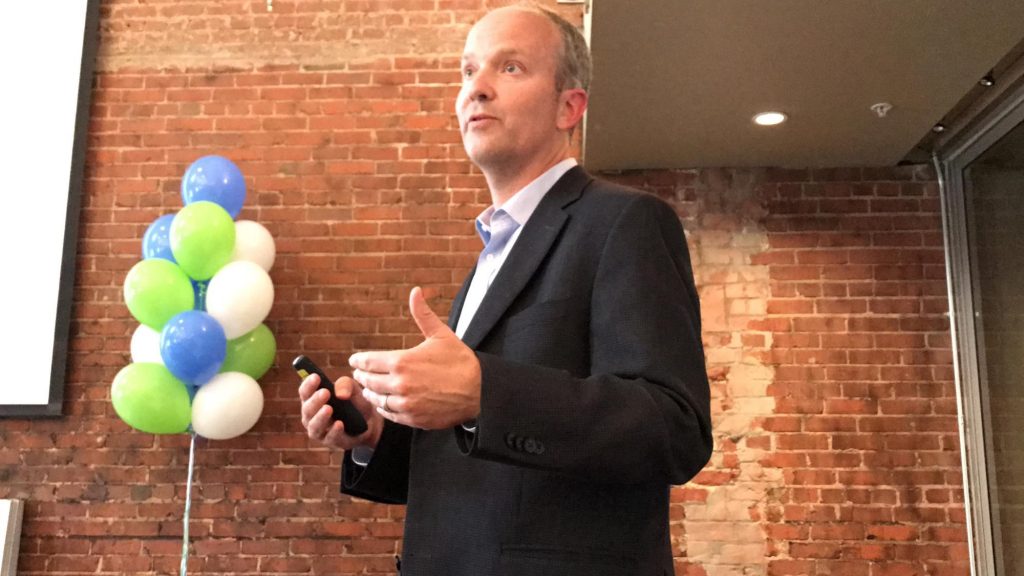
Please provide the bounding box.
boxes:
[220,324,276,380]
[170,201,236,281]
[124,259,195,330]
[111,363,192,434]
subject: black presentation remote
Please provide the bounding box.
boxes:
[293,355,369,436]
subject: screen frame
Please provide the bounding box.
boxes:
[0,0,102,417]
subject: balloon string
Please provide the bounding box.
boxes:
[181,432,197,576]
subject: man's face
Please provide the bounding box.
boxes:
[456,9,565,170]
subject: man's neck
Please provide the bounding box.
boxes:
[483,147,573,208]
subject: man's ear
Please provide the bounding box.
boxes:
[556,88,588,133]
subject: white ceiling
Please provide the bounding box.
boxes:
[582,0,1024,170]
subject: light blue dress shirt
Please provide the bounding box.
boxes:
[455,158,578,338]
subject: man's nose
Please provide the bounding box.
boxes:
[465,70,495,102]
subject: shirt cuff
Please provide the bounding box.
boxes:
[350,445,375,466]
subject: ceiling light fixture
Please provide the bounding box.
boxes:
[870,102,893,118]
[979,74,995,87]
[753,111,787,126]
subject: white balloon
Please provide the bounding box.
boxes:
[206,260,274,339]
[130,324,163,364]
[191,372,264,440]
[232,220,276,272]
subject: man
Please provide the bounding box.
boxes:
[299,4,712,575]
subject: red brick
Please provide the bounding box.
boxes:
[865,525,920,542]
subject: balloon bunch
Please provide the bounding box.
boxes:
[114,156,277,440]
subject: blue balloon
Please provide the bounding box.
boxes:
[181,155,246,219]
[142,214,176,262]
[160,311,227,386]
[191,280,208,312]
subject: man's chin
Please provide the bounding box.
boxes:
[464,146,507,170]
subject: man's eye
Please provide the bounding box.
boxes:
[462,68,475,79]
[504,63,520,73]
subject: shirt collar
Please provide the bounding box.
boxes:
[474,158,578,241]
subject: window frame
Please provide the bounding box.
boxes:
[937,80,1024,576]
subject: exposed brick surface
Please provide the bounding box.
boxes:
[757,169,966,576]
[0,1,968,575]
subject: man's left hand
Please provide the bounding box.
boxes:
[350,286,482,429]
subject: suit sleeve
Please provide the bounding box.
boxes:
[454,193,713,485]
[340,419,413,504]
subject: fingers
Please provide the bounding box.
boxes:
[332,375,357,400]
[300,374,350,445]
[299,367,384,451]
[320,419,350,447]
[364,389,412,427]
[298,373,321,402]
[351,368,396,395]
[347,288,452,371]
[300,377,329,426]
[348,350,398,374]
[303,384,369,449]
[409,286,449,339]
[375,401,415,428]
[305,399,337,438]
[361,386,399,414]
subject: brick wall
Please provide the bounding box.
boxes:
[757,170,965,576]
[603,168,966,576]
[0,1,969,575]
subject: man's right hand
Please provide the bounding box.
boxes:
[299,373,383,451]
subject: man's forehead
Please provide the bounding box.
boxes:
[465,9,556,46]
[461,46,526,63]
[462,12,557,59]
[473,5,548,28]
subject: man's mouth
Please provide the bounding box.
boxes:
[468,114,497,127]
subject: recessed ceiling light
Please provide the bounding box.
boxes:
[753,111,787,126]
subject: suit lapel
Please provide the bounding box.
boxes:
[460,167,592,349]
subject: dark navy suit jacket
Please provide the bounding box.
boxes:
[342,167,712,576]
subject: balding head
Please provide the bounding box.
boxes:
[455,3,590,200]
[474,4,591,92]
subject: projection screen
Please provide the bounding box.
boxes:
[0,0,101,416]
